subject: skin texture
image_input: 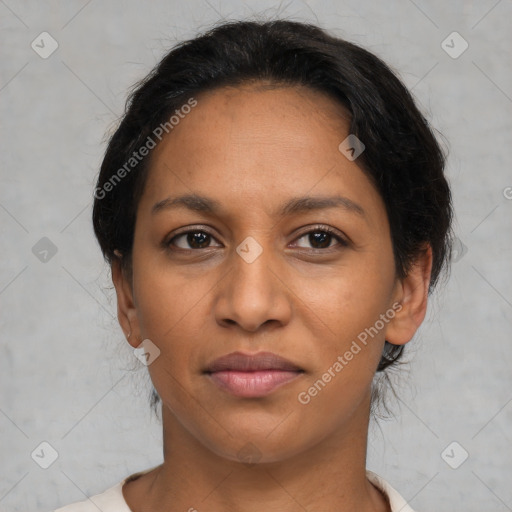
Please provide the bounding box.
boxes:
[112,83,432,512]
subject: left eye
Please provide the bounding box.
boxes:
[293,228,347,250]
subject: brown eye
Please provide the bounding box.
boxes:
[293,226,348,250]
[167,230,222,250]
[306,231,333,249]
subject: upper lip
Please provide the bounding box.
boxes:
[204,351,303,373]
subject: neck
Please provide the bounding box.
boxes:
[124,393,389,512]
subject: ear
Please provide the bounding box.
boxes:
[112,250,141,349]
[384,244,433,346]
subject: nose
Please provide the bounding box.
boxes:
[214,238,292,333]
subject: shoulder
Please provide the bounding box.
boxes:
[53,480,130,512]
[53,480,128,512]
[366,470,417,512]
[53,466,159,511]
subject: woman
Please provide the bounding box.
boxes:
[55,18,452,512]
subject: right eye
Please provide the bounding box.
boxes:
[165,228,223,251]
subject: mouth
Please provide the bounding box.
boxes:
[204,351,304,398]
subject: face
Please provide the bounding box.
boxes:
[114,83,426,464]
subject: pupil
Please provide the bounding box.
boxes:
[189,232,209,248]
[310,232,330,249]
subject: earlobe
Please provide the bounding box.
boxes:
[112,251,141,348]
[384,245,433,346]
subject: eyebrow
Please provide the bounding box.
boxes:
[151,193,365,218]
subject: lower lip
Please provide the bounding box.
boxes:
[207,370,303,397]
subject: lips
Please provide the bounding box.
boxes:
[205,351,302,373]
[204,351,304,398]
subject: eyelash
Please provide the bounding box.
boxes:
[164,224,349,253]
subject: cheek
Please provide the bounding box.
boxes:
[293,272,392,427]
[310,259,395,335]
[132,249,209,334]
[130,267,198,384]
[132,269,209,413]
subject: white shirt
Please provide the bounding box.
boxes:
[54,469,415,512]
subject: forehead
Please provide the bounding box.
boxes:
[148,82,351,170]
[139,84,383,222]
[191,81,351,125]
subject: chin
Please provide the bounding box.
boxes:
[199,423,314,466]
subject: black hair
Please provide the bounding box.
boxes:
[92,19,453,411]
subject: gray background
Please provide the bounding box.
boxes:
[1,1,511,511]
